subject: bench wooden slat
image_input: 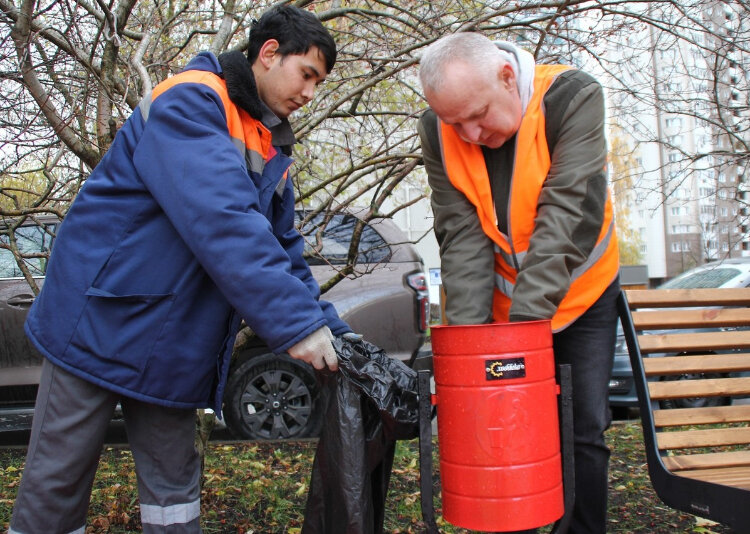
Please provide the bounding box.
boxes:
[648,377,750,399]
[631,308,750,329]
[625,288,750,308]
[656,426,750,450]
[637,330,750,353]
[643,353,750,376]
[662,451,750,471]
[669,466,750,490]
[653,404,750,427]
[620,287,750,528]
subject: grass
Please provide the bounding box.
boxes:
[0,421,734,533]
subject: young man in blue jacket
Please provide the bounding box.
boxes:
[10,6,347,533]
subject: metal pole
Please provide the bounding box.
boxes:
[417,370,439,534]
[550,363,575,534]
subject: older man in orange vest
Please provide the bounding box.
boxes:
[418,32,620,534]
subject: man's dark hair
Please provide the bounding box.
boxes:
[247,5,337,73]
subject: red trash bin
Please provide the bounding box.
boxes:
[431,320,564,532]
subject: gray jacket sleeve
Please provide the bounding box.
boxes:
[418,110,495,325]
[509,77,609,321]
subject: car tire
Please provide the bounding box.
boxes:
[659,372,732,410]
[223,353,322,440]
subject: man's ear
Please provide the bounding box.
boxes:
[497,61,516,90]
[256,39,280,69]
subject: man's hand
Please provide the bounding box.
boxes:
[287,326,338,371]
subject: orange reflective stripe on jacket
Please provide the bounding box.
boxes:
[139,69,283,181]
[439,64,619,331]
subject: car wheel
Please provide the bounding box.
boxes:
[659,372,731,409]
[223,353,322,440]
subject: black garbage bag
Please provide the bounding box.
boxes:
[302,335,420,534]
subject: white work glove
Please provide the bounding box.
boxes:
[287,326,338,371]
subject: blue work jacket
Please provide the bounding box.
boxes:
[25,52,349,412]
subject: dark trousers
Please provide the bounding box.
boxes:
[552,278,620,534]
[10,359,202,534]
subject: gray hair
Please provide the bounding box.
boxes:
[419,33,504,94]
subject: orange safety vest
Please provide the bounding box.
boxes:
[438,64,619,331]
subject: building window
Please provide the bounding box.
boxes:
[667,135,683,146]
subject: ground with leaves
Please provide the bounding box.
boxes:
[0,421,734,533]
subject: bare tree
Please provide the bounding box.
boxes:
[581,2,750,274]
[2,0,749,285]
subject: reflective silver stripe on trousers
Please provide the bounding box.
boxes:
[140,499,201,526]
[8,528,85,534]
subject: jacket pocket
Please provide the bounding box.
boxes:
[69,286,175,373]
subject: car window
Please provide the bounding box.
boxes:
[659,267,742,289]
[0,222,57,278]
[297,212,391,265]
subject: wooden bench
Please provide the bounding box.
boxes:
[617,287,750,529]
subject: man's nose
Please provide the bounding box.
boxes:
[301,81,316,102]
[462,122,483,144]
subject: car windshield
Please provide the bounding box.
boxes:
[659,267,742,289]
[296,212,391,265]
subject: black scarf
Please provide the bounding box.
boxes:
[217,51,264,120]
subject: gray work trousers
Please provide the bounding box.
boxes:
[9,358,202,534]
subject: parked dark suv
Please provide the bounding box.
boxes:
[0,211,429,440]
